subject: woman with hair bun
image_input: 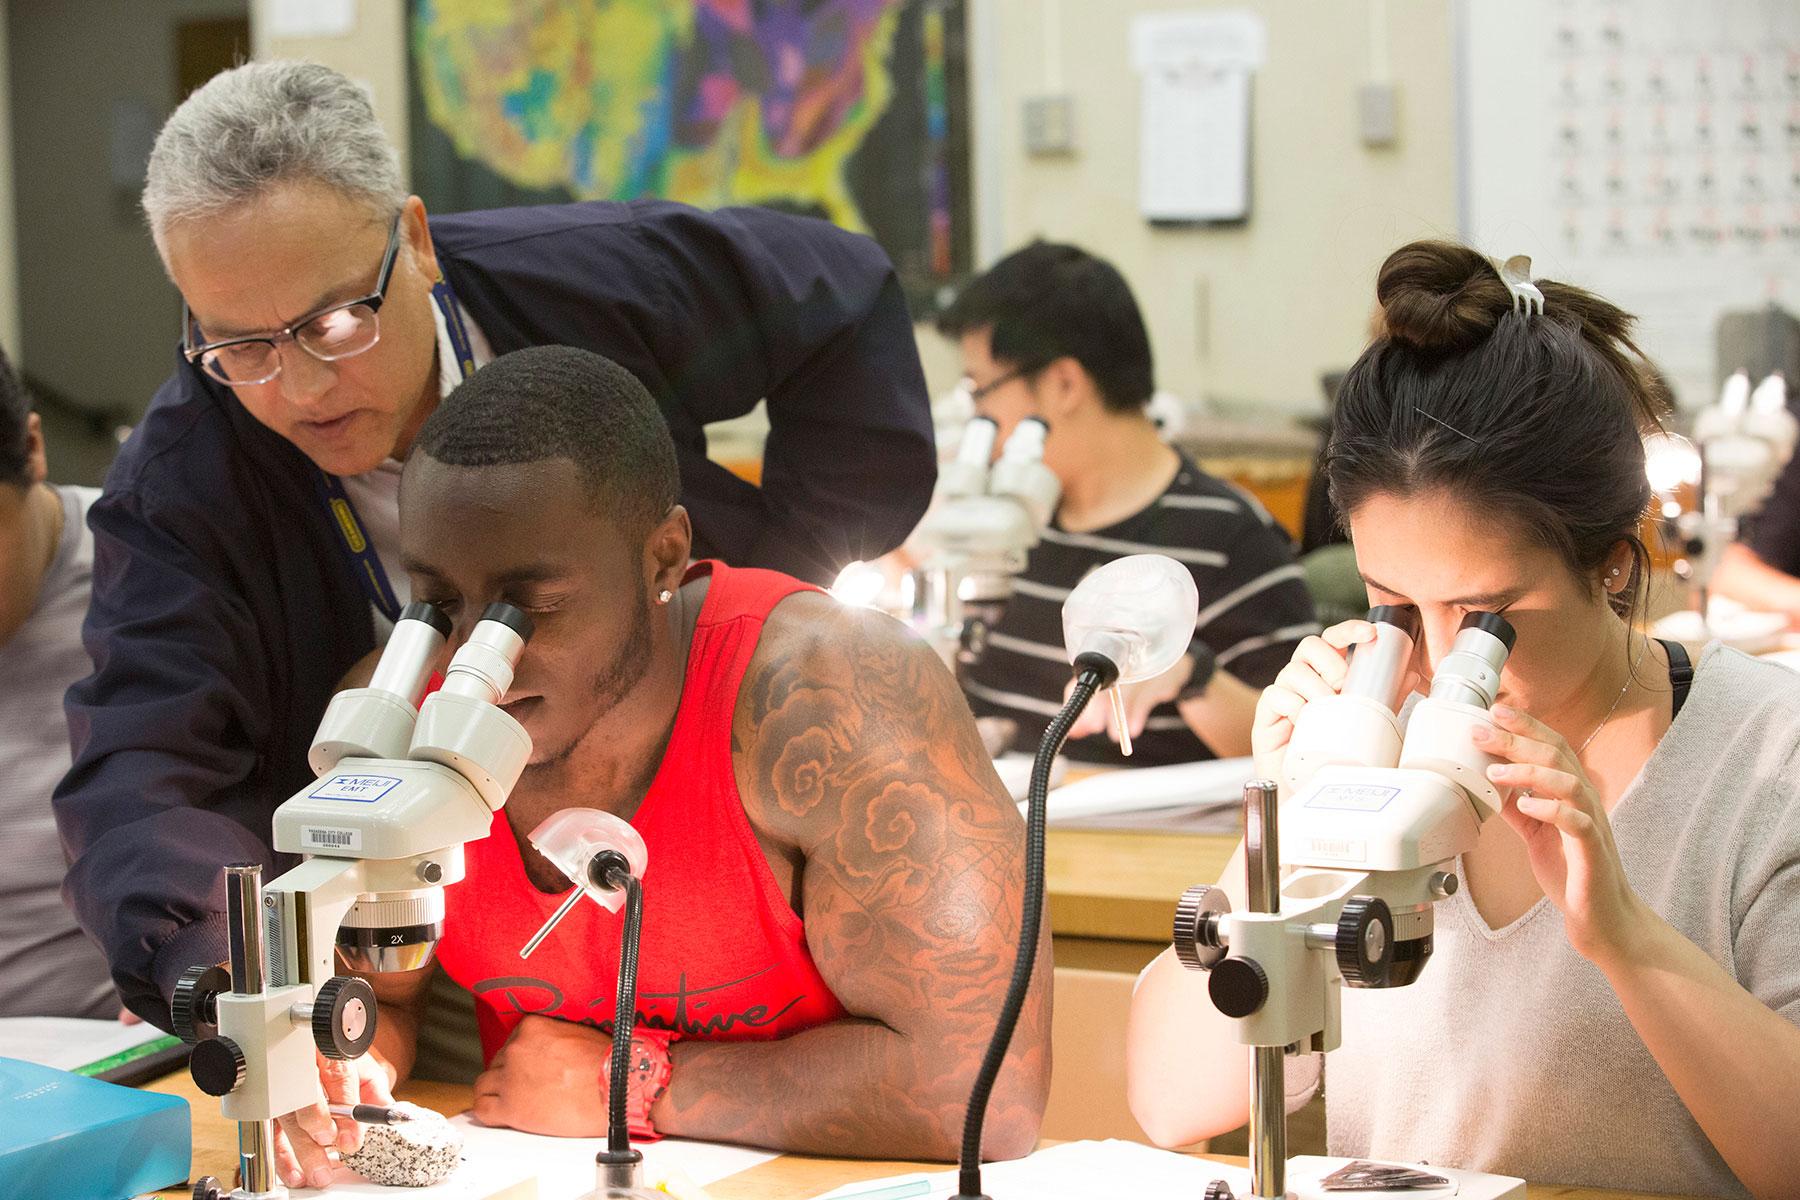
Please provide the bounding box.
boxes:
[1126,241,1800,1197]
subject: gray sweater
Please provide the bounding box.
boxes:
[0,484,115,1018]
[1327,644,1800,1197]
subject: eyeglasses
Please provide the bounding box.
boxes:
[961,363,1041,404]
[183,212,404,387]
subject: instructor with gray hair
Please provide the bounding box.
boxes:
[56,62,933,1034]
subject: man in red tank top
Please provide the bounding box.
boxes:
[348,346,1048,1165]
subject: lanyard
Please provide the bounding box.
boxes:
[317,279,476,622]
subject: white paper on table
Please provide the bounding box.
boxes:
[810,1140,1250,1199]
[446,1117,779,1192]
[991,752,1066,803]
[1040,756,1254,823]
[808,1142,1525,1200]
[293,1157,536,1200]
[293,1120,776,1198]
[0,1016,172,1072]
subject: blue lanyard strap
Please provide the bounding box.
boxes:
[319,279,477,622]
[313,471,403,622]
[433,277,478,382]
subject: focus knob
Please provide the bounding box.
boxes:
[1172,884,1230,971]
[314,975,379,1060]
[1204,1181,1238,1200]
[1335,896,1395,988]
[190,1036,247,1096]
[192,1177,225,1200]
[1208,957,1269,1019]
[170,963,230,1044]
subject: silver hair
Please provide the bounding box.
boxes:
[142,60,405,247]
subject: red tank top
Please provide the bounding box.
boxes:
[435,561,850,1060]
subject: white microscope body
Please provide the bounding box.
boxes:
[904,415,1060,667]
[176,601,534,1200]
[1655,371,1796,637]
[1175,607,1526,1199]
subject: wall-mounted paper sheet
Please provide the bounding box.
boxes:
[1130,11,1265,224]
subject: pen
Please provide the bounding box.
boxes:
[329,1103,414,1125]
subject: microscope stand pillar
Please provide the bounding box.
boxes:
[1244,781,1288,1200]
[1250,1046,1286,1199]
[226,863,285,1199]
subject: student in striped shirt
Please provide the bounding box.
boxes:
[935,242,1319,767]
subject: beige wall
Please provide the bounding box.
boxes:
[10,0,246,414]
[251,0,409,180]
[963,0,1457,415]
[260,1,1457,416]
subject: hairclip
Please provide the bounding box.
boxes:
[1500,254,1544,317]
[1416,405,1479,444]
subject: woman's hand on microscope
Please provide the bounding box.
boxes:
[1249,619,1374,781]
[472,1014,612,1136]
[273,1048,396,1189]
[1475,705,1654,970]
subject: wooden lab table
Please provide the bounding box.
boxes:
[149,1069,1692,1199]
[1045,827,1233,942]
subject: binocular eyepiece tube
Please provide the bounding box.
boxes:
[367,601,453,708]
[1342,605,1421,715]
[1429,612,1516,710]
[439,603,535,704]
[1342,606,1516,714]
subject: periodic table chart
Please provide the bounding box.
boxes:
[1460,0,1800,406]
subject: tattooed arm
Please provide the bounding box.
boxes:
[650,592,1052,1160]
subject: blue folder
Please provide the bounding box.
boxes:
[0,1056,190,1199]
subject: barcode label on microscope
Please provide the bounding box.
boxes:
[303,826,362,852]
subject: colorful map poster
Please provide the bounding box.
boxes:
[409,0,971,308]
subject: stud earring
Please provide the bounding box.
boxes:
[658,589,673,604]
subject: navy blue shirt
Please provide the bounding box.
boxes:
[54,200,935,1026]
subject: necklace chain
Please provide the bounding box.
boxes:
[1576,635,1647,758]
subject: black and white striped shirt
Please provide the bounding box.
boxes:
[962,454,1319,766]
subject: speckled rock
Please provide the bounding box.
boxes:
[342,1102,463,1188]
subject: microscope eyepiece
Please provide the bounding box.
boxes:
[1364,604,1421,641]
[1456,609,1516,652]
[476,602,534,642]
[1341,605,1420,714]
[398,600,452,639]
[437,603,534,704]
[954,417,998,467]
[365,603,455,708]
[1427,611,1515,710]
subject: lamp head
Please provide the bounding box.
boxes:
[1061,554,1198,685]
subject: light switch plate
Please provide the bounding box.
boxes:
[1358,82,1398,147]
[1024,94,1076,156]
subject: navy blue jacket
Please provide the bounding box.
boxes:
[55,201,934,1026]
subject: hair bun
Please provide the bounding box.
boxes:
[1375,241,1510,354]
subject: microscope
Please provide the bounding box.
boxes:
[1652,370,1796,643]
[173,600,535,1200]
[904,415,1060,669]
[1170,606,1526,1199]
